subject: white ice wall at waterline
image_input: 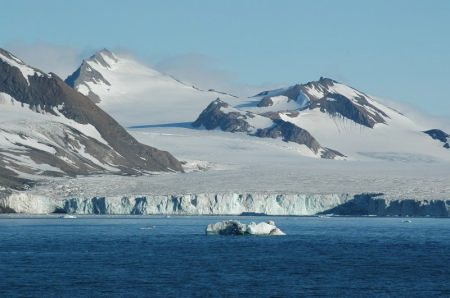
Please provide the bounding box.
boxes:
[1,192,449,216]
[59,193,353,215]
[1,192,350,215]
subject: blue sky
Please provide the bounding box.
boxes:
[1,0,449,119]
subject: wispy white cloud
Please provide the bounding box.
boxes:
[2,43,284,97]
[374,96,450,131]
[4,41,87,79]
[154,53,285,98]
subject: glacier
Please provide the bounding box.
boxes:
[1,191,449,217]
[1,125,449,217]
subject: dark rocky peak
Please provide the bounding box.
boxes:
[254,78,335,97]
[254,77,390,128]
[254,85,310,109]
[282,85,302,100]
[0,48,29,67]
[90,48,118,69]
[192,98,230,118]
[300,77,338,99]
[65,50,114,103]
[304,78,390,127]
[192,98,345,159]
[256,96,274,107]
[424,129,450,149]
[309,93,387,128]
[49,72,63,80]
[315,76,337,87]
[209,98,230,109]
[0,52,63,114]
[0,48,183,175]
[0,48,48,83]
[192,98,251,131]
[257,121,344,160]
[254,77,337,104]
[0,48,24,64]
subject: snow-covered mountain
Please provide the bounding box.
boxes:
[65,49,237,127]
[1,48,449,215]
[0,48,182,189]
[192,98,345,159]
[193,77,450,161]
[65,50,449,161]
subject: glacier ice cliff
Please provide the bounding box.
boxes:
[1,191,449,217]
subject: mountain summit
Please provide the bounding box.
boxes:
[0,48,182,189]
[65,49,117,103]
[64,49,449,162]
[65,49,237,127]
[253,77,389,128]
[193,78,450,161]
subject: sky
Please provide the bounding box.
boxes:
[1,0,449,121]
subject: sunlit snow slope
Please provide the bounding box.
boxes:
[65,49,238,127]
[0,48,182,189]
[193,77,450,161]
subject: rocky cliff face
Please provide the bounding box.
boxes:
[192,77,450,161]
[255,77,389,128]
[65,49,115,103]
[192,99,253,132]
[192,98,345,159]
[424,129,450,149]
[0,48,183,189]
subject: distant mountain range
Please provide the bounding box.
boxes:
[192,77,450,160]
[0,48,182,189]
[1,47,449,191]
[64,49,449,161]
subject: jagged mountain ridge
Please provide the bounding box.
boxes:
[192,99,345,159]
[65,49,449,161]
[193,78,450,160]
[0,48,182,189]
[65,49,238,127]
[253,77,389,128]
[65,49,116,103]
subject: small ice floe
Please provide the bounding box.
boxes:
[317,214,332,218]
[139,225,155,230]
[205,220,285,236]
[59,214,77,219]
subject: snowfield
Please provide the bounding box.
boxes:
[1,49,449,216]
[3,125,448,216]
[69,50,240,127]
[0,93,120,176]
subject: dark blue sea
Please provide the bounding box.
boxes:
[0,216,449,297]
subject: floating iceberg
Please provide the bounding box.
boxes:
[139,225,155,230]
[59,214,77,219]
[205,220,285,236]
[246,220,286,235]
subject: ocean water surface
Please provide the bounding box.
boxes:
[0,216,449,297]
